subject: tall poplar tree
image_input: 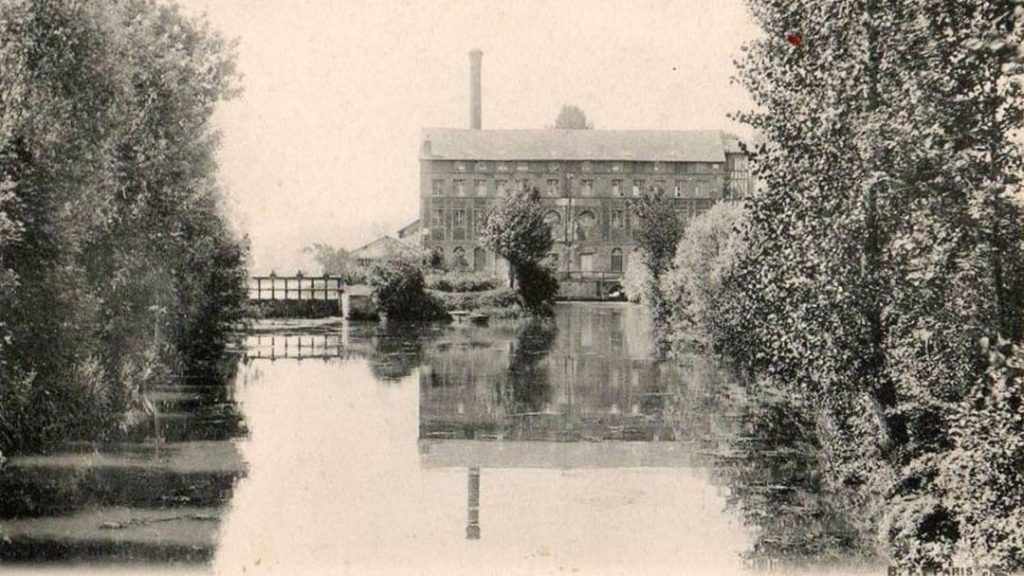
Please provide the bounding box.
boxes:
[728,0,1024,568]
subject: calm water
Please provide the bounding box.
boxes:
[0,303,874,574]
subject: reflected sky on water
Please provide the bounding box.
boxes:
[218,303,873,575]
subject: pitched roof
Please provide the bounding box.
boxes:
[420,128,734,163]
[396,219,421,238]
[350,236,407,260]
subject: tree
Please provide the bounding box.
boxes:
[627,186,685,351]
[553,104,593,129]
[305,242,354,277]
[480,187,558,314]
[0,0,247,453]
[727,0,1024,569]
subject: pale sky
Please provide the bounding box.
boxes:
[173,0,762,274]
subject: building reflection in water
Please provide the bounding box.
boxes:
[417,303,743,540]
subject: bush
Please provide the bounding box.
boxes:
[368,258,448,322]
[661,201,747,355]
[513,263,558,316]
[432,287,518,310]
[622,249,653,303]
[425,271,500,293]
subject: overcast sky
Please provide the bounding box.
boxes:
[174,0,762,274]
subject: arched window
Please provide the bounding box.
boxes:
[473,247,486,272]
[544,210,562,240]
[611,248,624,273]
[575,210,596,241]
[452,246,467,269]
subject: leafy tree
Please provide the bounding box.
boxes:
[725,0,1024,568]
[480,187,558,315]
[628,187,685,283]
[661,201,746,355]
[367,257,447,322]
[553,104,593,129]
[0,0,247,453]
[628,186,685,352]
[305,243,351,275]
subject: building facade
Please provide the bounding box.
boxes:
[419,128,750,279]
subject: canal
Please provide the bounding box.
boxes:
[0,302,874,573]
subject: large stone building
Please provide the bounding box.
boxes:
[419,51,751,292]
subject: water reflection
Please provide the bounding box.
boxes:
[218,304,753,574]
[0,352,248,564]
[219,304,871,574]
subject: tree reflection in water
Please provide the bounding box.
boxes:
[714,381,878,569]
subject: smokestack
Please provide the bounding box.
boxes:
[469,49,482,130]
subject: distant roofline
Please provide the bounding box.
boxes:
[419,128,742,162]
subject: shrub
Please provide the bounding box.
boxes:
[513,263,558,316]
[661,201,747,355]
[425,271,500,293]
[368,258,448,322]
[622,249,653,303]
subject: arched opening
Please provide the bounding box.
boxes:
[610,248,623,273]
[575,210,596,241]
[452,246,468,269]
[543,210,562,240]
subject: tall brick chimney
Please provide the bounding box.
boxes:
[469,49,482,130]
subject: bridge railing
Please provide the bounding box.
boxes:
[248,274,347,301]
[555,270,624,283]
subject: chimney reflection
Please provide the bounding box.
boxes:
[466,467,481,540]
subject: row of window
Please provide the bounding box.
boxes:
[431,204,713,231]
[440,160,726,175]
[437,245,629,274]
[431,177,721,199]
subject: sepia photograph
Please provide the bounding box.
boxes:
[1,0,1023,575]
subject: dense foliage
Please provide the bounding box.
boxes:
[480,187,558,315]
[661,201,746,355]
[367,258,447,322]
[0,0,247,455]
[553,104,593,129]
[702,0,1024,569]
[628,186,686,353]
[425,271,500,293]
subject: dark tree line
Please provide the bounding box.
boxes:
[0,0,247,454]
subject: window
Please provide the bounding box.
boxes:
[548,162,560,172]
[474,162,489,172]
[516,163,529,173]
[632,180,643,196]
[496,163,509,173]
[475,179,486,196]
[611,248,623,273]
[432,208,444,226]
[653,162,663,173]
[474,209,487,236]
[544,210,562,240]
[581,179,593,196]
[674,181,683,198]
[432,179,445,196]
[453,209,466,227]
[612,180,622,196]
[547,179,559,196]
[452,246,468,268]
[611,162,623,173]
[655,180,666,193]
[454,179,465,196]
[496,179,509,194]
[575,210,596,241]
[611,210,624,228]
[518,178,531,193]
[455,162,467,172]
[581,161,593,173]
